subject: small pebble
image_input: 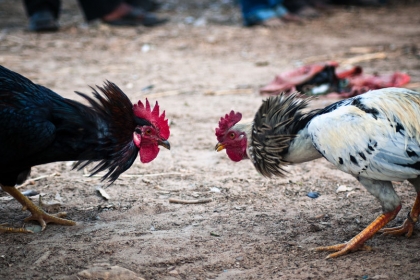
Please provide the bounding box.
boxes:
[336,185,353,193]
[141,85,154,92]
[24,224,42,233]
[307,191,320,199]
[210,187,221,193]
[22,190,39,197]
[168,270,179,275]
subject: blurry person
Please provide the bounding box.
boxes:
[239,0,302,27]
[23,0,168,32]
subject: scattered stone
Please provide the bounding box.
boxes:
[24,224,43,233]
[34,251,51,265]
[308,224,322,232]
[371,275,389,279]
[21,190,39,197]
[255,61,269,67]
[307,191,320,199]
[168,270,179,275]
[210,187,221,193]
[336,185,353,193]
[96,186,110,200]
[78,264,144,280]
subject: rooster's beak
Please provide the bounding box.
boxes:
[158,140,171,150]
[215,142,225,152]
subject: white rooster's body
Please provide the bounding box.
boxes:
[215,87,420,258]
[304,88,420,181]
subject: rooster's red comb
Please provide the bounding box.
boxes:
[133,99,170,139]
[215,110,242,142]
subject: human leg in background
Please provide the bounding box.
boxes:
[23,0,60,32]
[78,0,168,27]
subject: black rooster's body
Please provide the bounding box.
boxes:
[0,65,138,186]
[0,65,170,232]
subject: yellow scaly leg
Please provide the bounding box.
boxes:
[1,185,75,232]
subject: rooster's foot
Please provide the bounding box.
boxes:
[1,185,75,232]
[314,206,400,259]
[24,197,75,231]
[314,243,372,259]
[380,212,417,237]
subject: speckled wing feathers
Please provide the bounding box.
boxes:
[308,87,420,181]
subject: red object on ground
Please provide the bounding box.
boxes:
[260,62,411,98]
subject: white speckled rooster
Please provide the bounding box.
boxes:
[215,87,420,259]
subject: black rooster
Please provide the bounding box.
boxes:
[0,65,170,233]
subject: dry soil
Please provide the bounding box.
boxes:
[1,0,420,279]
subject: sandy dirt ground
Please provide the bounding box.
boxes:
[1,0,420,279]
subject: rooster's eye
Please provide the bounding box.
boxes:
[145,129,152,135]
[229,132,235,139]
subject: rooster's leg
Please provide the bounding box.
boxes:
[1,185,75,231]
[315,178,401,259]
[381,192,420,237]
[314,205,401,259]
